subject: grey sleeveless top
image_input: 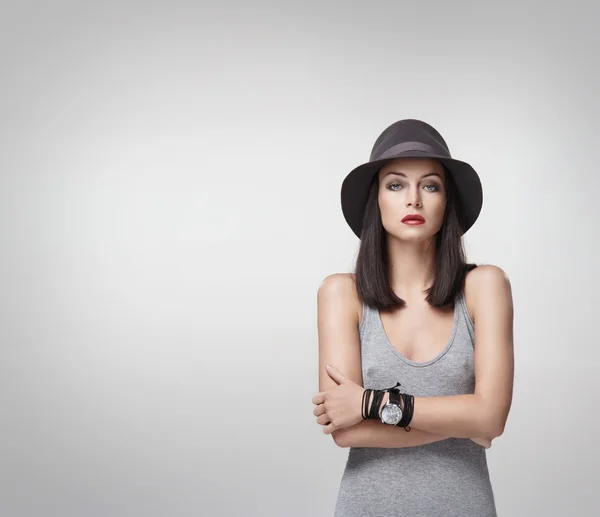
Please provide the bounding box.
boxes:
[333,289,498,517]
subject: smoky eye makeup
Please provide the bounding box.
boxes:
[385,180,442,191]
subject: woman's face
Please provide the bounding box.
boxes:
[377,158,447,241]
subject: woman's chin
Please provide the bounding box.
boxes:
[391,231,435,243]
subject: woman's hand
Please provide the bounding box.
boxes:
[470,436,493,449]
[312,365,365,435]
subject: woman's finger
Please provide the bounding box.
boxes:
[323,422,336,435]
[312,403,327,417]
[311,392,326,405]
[316,413,330,425]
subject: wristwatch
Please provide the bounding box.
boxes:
[380,388,403,425]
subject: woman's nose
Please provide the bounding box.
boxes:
[406,188,422,207]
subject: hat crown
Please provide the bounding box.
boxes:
[370,119,450,161]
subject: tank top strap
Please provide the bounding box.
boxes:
[455,288,475,345]
[358,299,371,333]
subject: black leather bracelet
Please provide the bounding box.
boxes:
[363,389,375,420]
[397,393,414,431]
[361,389,370,420]
[368,389,385,420]
[367,390,378,420]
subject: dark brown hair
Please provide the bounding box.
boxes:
[353,163,478,311]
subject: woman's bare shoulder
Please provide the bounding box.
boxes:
[464,264,510,325]
[317,273,362,327]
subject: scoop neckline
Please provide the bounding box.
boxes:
[375,294,460,367]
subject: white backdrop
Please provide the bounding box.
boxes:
[1,1,598,516]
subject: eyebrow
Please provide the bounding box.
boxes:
[383,171,443,180]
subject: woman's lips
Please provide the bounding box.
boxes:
[402,215,425,225]
[402,214,425,224]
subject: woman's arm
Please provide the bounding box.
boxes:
[402,266,514,439]
[332,418,449,448]
[317,274,493,449]
[332,394,492,449]
[316,273,364,432]
[344,267,513,442]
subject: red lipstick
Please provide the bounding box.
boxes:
[402,214,425,224]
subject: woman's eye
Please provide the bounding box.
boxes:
[388,183,440,192]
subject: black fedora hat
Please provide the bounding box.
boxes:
[340,119,483,238]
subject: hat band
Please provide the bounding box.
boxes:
[375,141,448,161]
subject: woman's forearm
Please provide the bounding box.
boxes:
[370,390,496,439]
[331,392,492,449]
[333,418,449,448]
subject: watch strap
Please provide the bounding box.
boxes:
[388,388,401,406]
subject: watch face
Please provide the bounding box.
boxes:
[381,404,402,425]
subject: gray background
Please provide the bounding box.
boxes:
[1,1,598,516]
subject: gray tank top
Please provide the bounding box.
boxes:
[333,289,498,517]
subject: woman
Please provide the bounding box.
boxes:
[312,119,514,517]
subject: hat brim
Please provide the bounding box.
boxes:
[340,153,483,239]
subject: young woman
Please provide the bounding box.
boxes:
[312,119,514,517]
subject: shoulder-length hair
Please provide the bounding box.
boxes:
[354,164,478,311]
